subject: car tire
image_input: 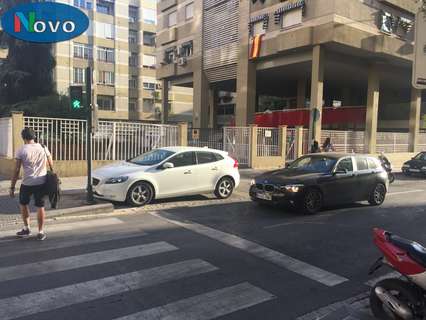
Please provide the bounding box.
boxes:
[299,188,323,214]
[368,183,386,206]
[126,182,154,207]
[215,177,234,199]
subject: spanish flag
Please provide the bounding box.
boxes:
[250,34,264,60]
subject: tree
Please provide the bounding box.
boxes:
[0,0,56,105]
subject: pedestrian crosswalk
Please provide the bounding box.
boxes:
[0,217,277,320]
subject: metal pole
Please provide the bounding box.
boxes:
[86,67,94,204]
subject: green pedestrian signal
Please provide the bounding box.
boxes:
[69,85,83,110]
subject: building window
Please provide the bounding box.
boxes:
[97,95,115,111]
[143,54,156,68]
[97,47,114,63]
[143,99,155,112]
[129,99,138,112]
[143,8,157,25]
[185,3,194,20]
[129,75,138,89]
[129,6,138,23]
[180,41,193,57]
[168,11,177,27]
[282,8,302,29]
[129,53,138,67]
[143,31,155,46]
[143,82,156,90]
[74,0,92,10]
[98,71,115,85]
[164,47,176,64]
[73,42,92,59]
[95,22,115,39]
[73,68,86,84]
[96,0,114,15]
[129,30,138,44]
[253,21,265,36]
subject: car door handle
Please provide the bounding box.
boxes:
[211,167,218,171]
[184,170,192,174]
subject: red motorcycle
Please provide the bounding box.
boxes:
[369,228,426,319]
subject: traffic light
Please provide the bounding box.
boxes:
[69,85,83,109]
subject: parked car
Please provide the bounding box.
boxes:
[250,153,389,214]
[401,151,426,176]
[92,147,240,206]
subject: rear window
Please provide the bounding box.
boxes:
[197,152,219,164]
[367,158,379,169]
[356,157,368,171]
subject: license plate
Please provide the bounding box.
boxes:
[410,168,421,172]
[256,192,272,201]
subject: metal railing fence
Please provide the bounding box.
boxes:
[24,117,179,161]
[376,132,410,153]
[286,128,296,161]
[0,117,13,158]
[187,128,224,150]
[321,130,365,153]
[257,127,279,157]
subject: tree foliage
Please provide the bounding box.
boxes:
[0,0,56,105]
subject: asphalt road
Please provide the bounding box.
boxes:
[0,173,425,320]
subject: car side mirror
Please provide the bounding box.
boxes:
[162,162,174,169]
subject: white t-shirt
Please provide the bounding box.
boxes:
[15,143,51,186]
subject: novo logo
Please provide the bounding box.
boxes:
[1,2,89,43]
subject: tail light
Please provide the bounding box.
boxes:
[233,158,239,168]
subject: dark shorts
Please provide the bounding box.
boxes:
[19,184,46,208]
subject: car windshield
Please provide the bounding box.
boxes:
[413,152,426,161]
[288,156,337,173]
[128,149,175,166]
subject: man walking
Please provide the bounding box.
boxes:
[9,128,53,241]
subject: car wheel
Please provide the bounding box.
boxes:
[215,177,234,199]
[368,183,386,206]
[126,182,154,207]
[299,188,323,214]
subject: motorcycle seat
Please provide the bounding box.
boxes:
[389,234,426,267]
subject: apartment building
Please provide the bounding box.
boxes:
[157,0,425,152]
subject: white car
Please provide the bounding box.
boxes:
[92,146,240,206]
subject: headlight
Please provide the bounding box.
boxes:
[250,179,256,186]
[283,184,304,193]
[105,176,129,184]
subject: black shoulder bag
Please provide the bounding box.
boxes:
[42,145,61,209]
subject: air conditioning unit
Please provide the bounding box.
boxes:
[177,57,187,66]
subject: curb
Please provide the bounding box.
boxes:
[45,203,114,219]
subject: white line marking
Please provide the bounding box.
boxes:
[388,189,424,196]
[0,242,178,282]
[0,217,124,239]
[264,221,327,229]
[0,259,217,320]
[0,230,148,257]
[151,211,348,287]
[114,282,275,320]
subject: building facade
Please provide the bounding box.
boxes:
[156,0,425,152]
[0,0,193,122]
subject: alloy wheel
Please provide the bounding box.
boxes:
[219,180,232,198]
[131,184,151,205]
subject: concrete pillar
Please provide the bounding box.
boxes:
[279,125,287,159]
[236,0,256,126]
[193,69,209,128]
[309,45,324,143]
[249,124,258,168]
[295,126,304,158]
[11,111,24,156]
[297,79,307,108]
[364,65,380,154]
[409,88,422,152]
[178,122,188,147]
[161,79,169,124]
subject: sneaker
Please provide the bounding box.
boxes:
[36,233,47,241]
[16,228,31,238]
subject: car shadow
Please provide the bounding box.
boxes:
[394,172,425,181]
